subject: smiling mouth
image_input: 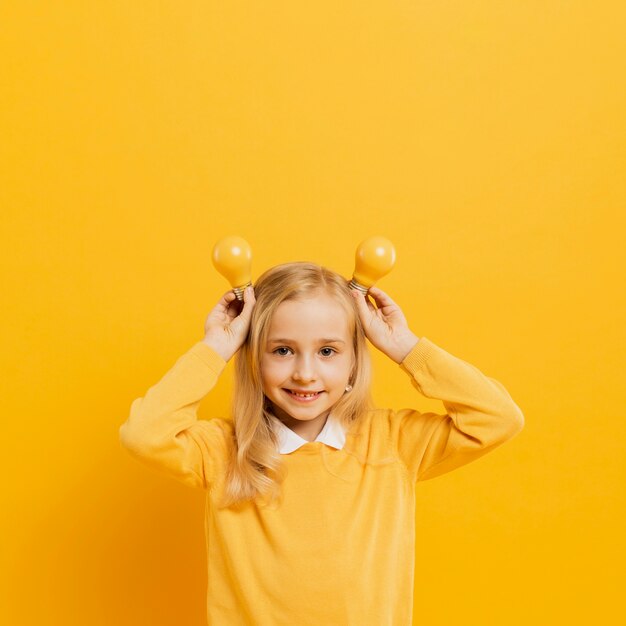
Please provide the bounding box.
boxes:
[283,389,324,401]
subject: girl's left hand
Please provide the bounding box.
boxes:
[351,286,420,364]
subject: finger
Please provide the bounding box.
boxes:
[364,294,377,313]
[351,289,374,317]
[217,291,241,320]
[368,287,397,308]
[239,286,256,320]
[217,290,237,309]
[226,299,242,320]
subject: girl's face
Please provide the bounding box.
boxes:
[260,292,355,439]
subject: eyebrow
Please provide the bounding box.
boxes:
[268,338,346,345]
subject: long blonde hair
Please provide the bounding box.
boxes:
[218,262,374,509]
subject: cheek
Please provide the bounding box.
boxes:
[324,360,352,383]
[260,359,288,386]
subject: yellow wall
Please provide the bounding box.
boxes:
[1,2,624,624]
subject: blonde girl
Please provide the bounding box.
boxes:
[120,262,524,626]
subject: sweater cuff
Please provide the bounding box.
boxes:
[399,336,436,375]
[188,341,228,376]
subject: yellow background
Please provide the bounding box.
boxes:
[1,2,624,624]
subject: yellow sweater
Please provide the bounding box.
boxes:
[119,337,524,625]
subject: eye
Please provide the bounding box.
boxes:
[320,347,336,357]
[273,347,292,356]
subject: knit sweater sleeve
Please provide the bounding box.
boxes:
[390,337,525,483]
[119,341,230,490]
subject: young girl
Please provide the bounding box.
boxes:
[119,262,524,626]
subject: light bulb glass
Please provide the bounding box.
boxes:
[212,236,253,300]
[349,236,396,293]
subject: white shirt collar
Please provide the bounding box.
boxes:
[273,412,346,454]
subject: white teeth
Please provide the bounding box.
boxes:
[289,391,319,398]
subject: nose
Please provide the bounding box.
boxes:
[292,354,317,382]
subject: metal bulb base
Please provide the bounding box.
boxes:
[232,282,252,302]
[349,278,369,294]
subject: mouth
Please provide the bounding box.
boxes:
[283,389,324,403]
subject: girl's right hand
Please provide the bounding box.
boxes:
[202,286,256,362]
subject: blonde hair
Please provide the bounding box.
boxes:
[217,262,374,509]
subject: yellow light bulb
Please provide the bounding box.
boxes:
[349,236,396,293]
[211,236,253,301]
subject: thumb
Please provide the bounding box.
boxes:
[229,287,255,338]
[240,286,256,319]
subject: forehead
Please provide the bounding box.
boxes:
[267,294,351,340]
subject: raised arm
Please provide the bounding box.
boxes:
[119,342,231,489]
[119,286,256,489]
[392,337,524,482]
[350,286,524,482]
